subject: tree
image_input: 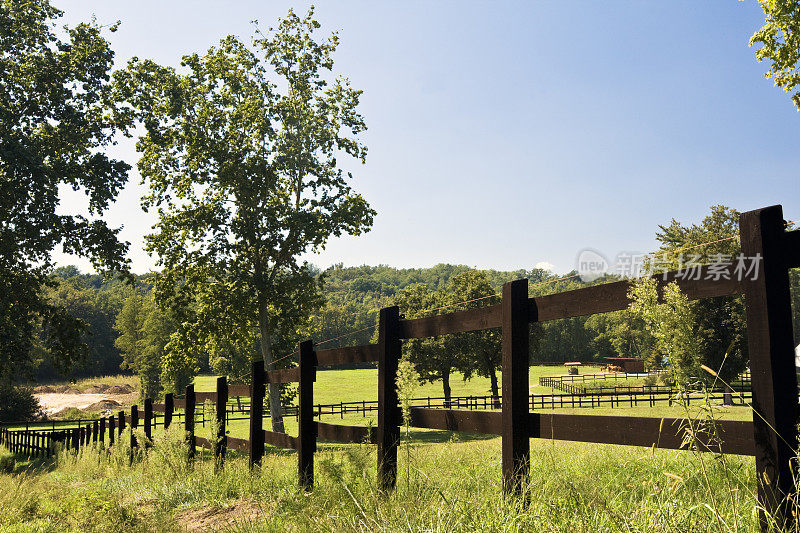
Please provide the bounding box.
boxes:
[653,205,748,384]
[115,289,165,399]
[446,271,502,405]
[750,0,800,110]
[118,8,373,431]
[0,1,131,419]
[393,284,466,405]
[628,277,701,388]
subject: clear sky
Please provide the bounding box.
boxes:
[53,1,799,275]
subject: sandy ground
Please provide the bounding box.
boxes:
[35,392,138,415]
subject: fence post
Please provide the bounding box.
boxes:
[740,205,799,530]
[99,417,105,445]
[144,398,152,447]
[108,415,115,446]
[249,360,266,469]
[164,393,174,430]
[215,376,227,466]
[185,384,196,459]
[502,279,530,495]
[130,405,139,451]
[298,340,316,490]
[377,305,401,491]
[118,411,125,446]
[92,421,98,444]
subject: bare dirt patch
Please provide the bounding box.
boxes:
[176,500,265,532]
[35,392,137,416]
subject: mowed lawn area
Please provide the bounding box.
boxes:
[193,365,587,403]
[186,366,756,444]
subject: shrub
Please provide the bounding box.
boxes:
[0,383,44,422]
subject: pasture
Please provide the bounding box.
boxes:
[0,423,760,532]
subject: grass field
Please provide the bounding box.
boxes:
[0,422,765,532]
[3,365,777,531]
[195,365,604,401]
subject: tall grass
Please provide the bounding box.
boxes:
[0,420,764,532]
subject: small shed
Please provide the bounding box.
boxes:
[603,357,645,373]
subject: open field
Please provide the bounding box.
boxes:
[0,423,762,532]
[195,365,597,401]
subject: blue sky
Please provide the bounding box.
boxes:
[54,1,799,275]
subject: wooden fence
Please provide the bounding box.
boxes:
[0,204,797,531]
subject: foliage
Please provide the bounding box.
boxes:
[653,205,748,383]
[628,277,701,388]
[393,283,465,403]
[0,0,131,386]
[114,290,178,398]
[0,383,43,422]
[446,271,502,400]
[118,7,373,432]
[750,0,800,110]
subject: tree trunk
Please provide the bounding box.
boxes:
[442,371,451,408]
[489,364,501,409]
[258,306,285,433]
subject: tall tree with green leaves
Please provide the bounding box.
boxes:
[393,284,467,405]
[653,205,748,383]
[446,271,502,404]
[0,0,131,418]
[114,289,167,399]
[751,0,800,110]
[118,8,373,431]
[628,277,701,388]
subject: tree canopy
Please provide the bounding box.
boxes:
[0,0,131,395]
[118,8,374,430]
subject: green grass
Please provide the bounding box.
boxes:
[1,366,774,531]
[0,421,768,532]
[36,374,138,392]
[194,365,576,403]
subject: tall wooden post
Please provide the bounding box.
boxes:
[108,415,115,446]
[377,305,401,491]
[740,205,799,530]
[99,417,105,445]
[130,405,139,450]
[249,360,266,469]
[164,393,174,430]
[298,340,316,490]
[502,279,530,494]
[118,411,125,443]
[215,377,228,465]
[185,384,196,459]
[92,421,98,444]
[144,398,152,447]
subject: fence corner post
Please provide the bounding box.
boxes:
[185,384,196,460]
[249,360,266,469]
[740,204,799,531]
[377,305,401,491]
[298,340,316,490]
[502,278,530,495]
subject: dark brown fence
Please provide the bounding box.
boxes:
[0,204,796,532]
